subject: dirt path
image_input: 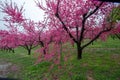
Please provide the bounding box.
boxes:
[0,62,12,77]
[0,60,19,80]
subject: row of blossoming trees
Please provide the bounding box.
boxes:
[0,0,120,64]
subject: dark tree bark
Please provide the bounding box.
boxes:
[39,41,46,55]
[77,43,82,59]
[11,48,15,53]
[20,43,38,55]
[28,48,31,55]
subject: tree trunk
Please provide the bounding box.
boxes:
[28,49,31,55]
[40,42,46,55]
[43,49,46,55]
[12,49,15,53]
[77,43,82,59]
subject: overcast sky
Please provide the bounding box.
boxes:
[0,0,45,30]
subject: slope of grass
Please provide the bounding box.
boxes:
[0,38,120,80]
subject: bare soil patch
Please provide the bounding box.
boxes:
[0,60,20,79]
[87,71,94,80]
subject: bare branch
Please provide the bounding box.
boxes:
[82,27,112,49]
[55,0,77,43]
[85,2,104,19]
[79,2,104,44]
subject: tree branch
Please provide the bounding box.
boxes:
[85,2,104,19]
[79,2,104,45]
[82,28,112,49]
[55,0,77,43]
[76,25,79,41]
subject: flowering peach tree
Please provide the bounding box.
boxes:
[36,0,114,59]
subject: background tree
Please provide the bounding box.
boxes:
[0,1,45,55]
[0,30,18,53]
[18,20,39,55]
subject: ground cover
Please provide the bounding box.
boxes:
[0,38,120,80]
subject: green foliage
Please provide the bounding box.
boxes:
[108,5,120,22]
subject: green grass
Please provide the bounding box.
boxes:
[0,38,120,80]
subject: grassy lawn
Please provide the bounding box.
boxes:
[0,38,120,80]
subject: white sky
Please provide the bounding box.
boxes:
[0,0,119,30]
[0,0,45,30]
